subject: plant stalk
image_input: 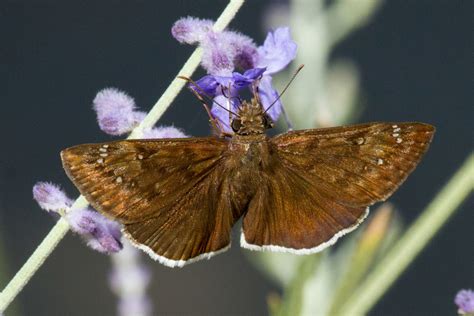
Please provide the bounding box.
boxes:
[0,0,245,312]
[338,153,474,315]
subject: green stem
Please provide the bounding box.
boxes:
[0,218,69,311]
[338,153,474,316]
[0,196,87,312]
[0,1,245,312]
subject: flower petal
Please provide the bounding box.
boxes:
[258,75,282,121]
[256,27,297,74]
[243,67,266,80]
[210,95,238,134]
[190,75,220,96]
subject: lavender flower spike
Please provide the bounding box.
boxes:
[33,181,122,254]
[455,289,474,315]
[66,208,122,254]
[32,182,72,212]
[200,32,236,76]
[110,242,152,316]
[93,88,146,136]
[171,16,213,44]
[172,17,258,76]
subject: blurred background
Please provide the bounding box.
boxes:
[1,0,472,315]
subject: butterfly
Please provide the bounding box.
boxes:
[61,94,435,268]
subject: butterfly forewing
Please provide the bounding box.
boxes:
[61,137,243,267]
[272,122,435,206]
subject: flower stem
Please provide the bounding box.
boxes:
[0,1,245,312]
[0,196,87,312]
[0,219,68,311]
[338,153,474,316]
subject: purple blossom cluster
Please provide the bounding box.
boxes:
[33,182,122,254]
[172,17,297,132]
[455,289,474,314]
[92,87,187,138]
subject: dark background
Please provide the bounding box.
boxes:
[1,1,472,315]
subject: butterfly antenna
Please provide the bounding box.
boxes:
[178,76,239,117]
[263,64,304,115]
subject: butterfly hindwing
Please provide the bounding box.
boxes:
[241,122,434,252]
[241,160,368,252]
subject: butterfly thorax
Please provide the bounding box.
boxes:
[231,98,274,136]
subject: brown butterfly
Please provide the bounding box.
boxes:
[61,94,434,267]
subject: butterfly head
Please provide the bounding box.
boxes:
[231,97,274,135]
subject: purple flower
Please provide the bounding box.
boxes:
[171,17,213,44]
[172,17,258,75]
[226,31,258,70]
[256,27,297,74]
[194,68,280,133]
[455,289,474,314]
[33,181,122,254]
[32,182,72,212]
[201,32,236,76]
[210,95,239,131]
[231,68,266,89]
[257,75,282,121]
[93,88,146,136]
[172,17,297,133]
[66,208,122,254]
[192,75,220,96]
[192,68,266,97]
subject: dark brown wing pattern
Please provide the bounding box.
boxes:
[241,122,434,253]
[61,137,239,267]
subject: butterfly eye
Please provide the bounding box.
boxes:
[231,119,242,132]
[262,114,274,129]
